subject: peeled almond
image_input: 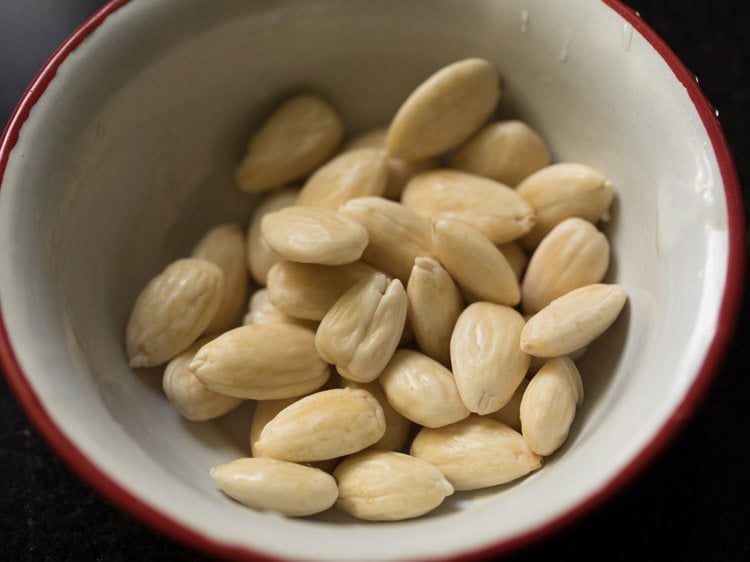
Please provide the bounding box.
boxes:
[433,219,520,306]
[235,94,343,192]
[192,223,248,334]
[211,458,338,517]
[449,120,550,186]
[520,284,627,357]
[516,162,614,248]
[386,58,500,161]
[246,188,299,285]
[402,169,535,244]
[520,357,583,455]
[254,388,386,462]
[411,416,541,491]
[261,206,368,266]
[334,450,454,521]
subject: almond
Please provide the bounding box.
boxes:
[406,256,463,366]
[250,397,299,457]
[379,350,469,428]
[334,450,453,521]
[341,379,412,452]
[265,260,380,321]
[235,94,343,192]
[254,388,386,461]
[520,284,627,357]
[485,378,528,432]
[410,416,541,491]
[246,187,299,285]
[449,120,550,186]
[162,338,243,421]
[296,148,388,209]
[192,223,248,334]
[189,323,328,399]
[401,169,535,244]
[522,218,610,314]
[315,273,407,383]
[516,163,614,248]
[386,58,500,161]
[433,219,520,306]
[260,206,368,266]
[451,303,530,414]
[339,196,433,282]
[249,396,339,473]
[527,346,588,376]
[344,126,436,199]
[211,458,338,517]
[498,241,529,281]
[520,357,583,455]
[242,288,317,330]
[126,258,224,368]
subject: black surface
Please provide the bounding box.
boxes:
[0,1,748,561]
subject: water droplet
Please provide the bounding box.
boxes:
[559,33,573,62]
[520,10,530,34]
[622,22,633,51]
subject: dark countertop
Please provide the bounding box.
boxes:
[1,1,748,560]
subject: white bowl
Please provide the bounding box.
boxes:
[0,0,744,560]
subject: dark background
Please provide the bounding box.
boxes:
[0,1,747,560]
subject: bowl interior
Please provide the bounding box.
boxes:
[0,0,731,560]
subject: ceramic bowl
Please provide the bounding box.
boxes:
[0,1,744,560]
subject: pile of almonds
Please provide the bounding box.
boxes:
[125,58,627,521]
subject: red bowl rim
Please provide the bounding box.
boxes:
[0,1,745,560]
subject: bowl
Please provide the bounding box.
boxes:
[0,0,744,560]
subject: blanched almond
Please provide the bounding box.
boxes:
[162,338,243,421]
[265,260,380,320]
[451,303,530,414]
[250,397,299,457]
[527,346,588,376]
[192,223,248,334]
[386,58,500,161]
[379,350,469,428]
[126,258,224,368]
[345,127,389,151]
[334,450,453,521]
[433,219,520,306]
[345,126,436,199]
[261,206,368,266]
[246,188,299,285]
[498,241,529,281]
[211,458,338,517]
[522,218,610,314]
[342,379,412,452]
[250,395,340,473]
[339,196,433,281]
[486,378,528,432]
[406,257,463,365]
[402,169,535,244]
[235,94,343,192]
[410,416,541,491]
[315,273,407,383]
[242,288,317,330]
[254,388,386,461]
[449,120,550,186]
[520,357,583,455]
[189,324,328,399]
[296,148,388,209]
[516,163,614,248]
[520,284,627,357]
